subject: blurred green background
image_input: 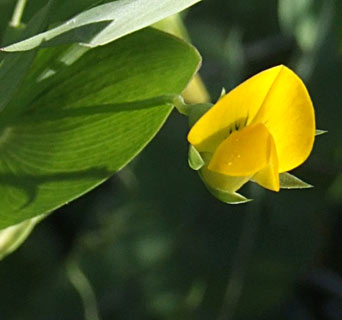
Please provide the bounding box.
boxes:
[0,0,341,319]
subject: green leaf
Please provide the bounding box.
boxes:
[1,0,201,52]
[0,1,53,113]
[315,129,328,136]
[0,1,14,36]
[279,172,313,189]
[0,28,201,228]
[188,145,205,170]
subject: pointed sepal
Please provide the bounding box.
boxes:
[279,172,313,189]
[219,87,227,98]
[315,129,327,136]
[188,145,205,170]
[199,173,252,204]
[205,184,252,204]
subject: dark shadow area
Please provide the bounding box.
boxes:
[1,95,174,130]
[19,96,174,121]
[0,166,111,209]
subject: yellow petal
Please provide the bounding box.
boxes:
[187,65,284,152]
[208,123,275,176]
[252,66,315,172]
[200,153,250,193]
[252,134,279,191]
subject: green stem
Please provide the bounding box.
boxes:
[66,258,102,320]
[172,95,213,120]
[217,187,262,320]
[9,0,28,28]
[172,95,191,115]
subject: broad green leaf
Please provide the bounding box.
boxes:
[0,28,201,228]
[0,1,53,113]
[279,172,313,189]
[188,145,204,170]
[1,0,202,52]
[0,0,16,40]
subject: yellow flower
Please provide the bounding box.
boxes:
[187,65,315,197]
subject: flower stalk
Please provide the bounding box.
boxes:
[9,0,28,28]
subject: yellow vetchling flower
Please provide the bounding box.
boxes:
[187,65,315,195]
